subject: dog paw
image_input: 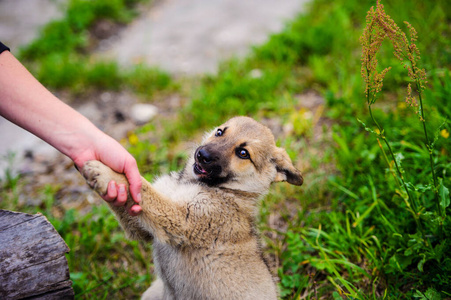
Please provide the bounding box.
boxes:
[82,161,111,196]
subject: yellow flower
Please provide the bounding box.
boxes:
[441,129,449,139]
[375,128,381,135]
[128,133,139,145]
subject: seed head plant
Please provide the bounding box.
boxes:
[359,1,451,294]
[360,1,423,233]
[361,1,449,243]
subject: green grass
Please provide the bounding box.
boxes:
[1,0,450,298]
[20,0,145,59]
[0,177,153,298]
[18,0,176,97]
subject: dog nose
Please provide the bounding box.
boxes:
[197,148,214,164]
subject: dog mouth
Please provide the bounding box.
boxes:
[192,146,230,186]
[193,162,211,177]
[193,162,230,186]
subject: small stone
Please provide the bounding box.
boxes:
[249,69,263,79]
[130,103,158,125]
[100,92,113,103]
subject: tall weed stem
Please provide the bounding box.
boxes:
[416,81,442,217]
[368,103,425,237]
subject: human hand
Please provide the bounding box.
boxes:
[72,132,142,216]
[102,181,142,216]
[0,49,142,215]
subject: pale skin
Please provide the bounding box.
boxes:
[0,50,142,215]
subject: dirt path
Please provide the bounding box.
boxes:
[99,0,306,75]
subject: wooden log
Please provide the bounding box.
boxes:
[0,210,74,299]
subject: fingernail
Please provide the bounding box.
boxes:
[136,193,142,203]
[119,185,126,194]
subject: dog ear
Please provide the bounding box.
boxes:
[272,148,303,186]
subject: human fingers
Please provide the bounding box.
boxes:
[101,180,118,202]
[112,183,128,207]
[103,182,141,216]
[128,204,142,216]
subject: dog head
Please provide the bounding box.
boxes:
[189,116,303,194]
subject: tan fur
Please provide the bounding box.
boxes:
[82,116,302,300]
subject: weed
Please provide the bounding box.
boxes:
[360,2,450,291]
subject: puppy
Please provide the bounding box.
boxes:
[82,116,303,300]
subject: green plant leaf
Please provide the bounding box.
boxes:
[425,287,442,300]
[417,254,426,272]
[414,290,428,300]
[438,179,450,210]
[357,118,377,135]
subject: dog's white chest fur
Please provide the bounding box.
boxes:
[152,173,202,205]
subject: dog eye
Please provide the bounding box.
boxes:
[236,148,250,159]
[215,129,223,137]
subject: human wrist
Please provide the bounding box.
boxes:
[58,118,104,167]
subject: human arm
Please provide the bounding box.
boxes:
[0,48,142,215]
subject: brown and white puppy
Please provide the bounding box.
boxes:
[82,116,303,300]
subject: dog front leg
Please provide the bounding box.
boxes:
[82,160,153,242]
[83,160,189,246]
